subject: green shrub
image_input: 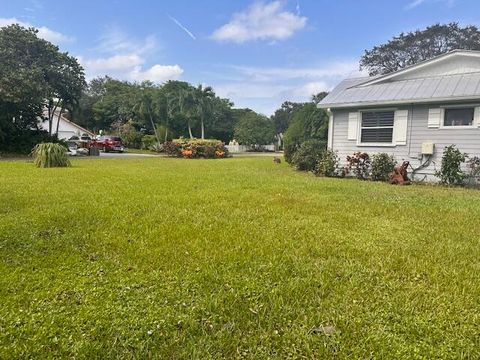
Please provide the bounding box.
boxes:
[314,149,339,177]
[31,143,70,168]
[141,135,158,150]
[466,156,480,187]
[164,139,228,159]
[371,153,397,181]
[283,143,298,164]
[345,152,371,180]
[291,139,326,172]
[436,145,467,186]
[0,129,60,155]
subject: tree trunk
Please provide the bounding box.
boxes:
[188,120,193,139]
[48,100,60,136]
[201,116,205,139]
[47,101,52,136]
[147,105,161,147]
[55,107,64,137]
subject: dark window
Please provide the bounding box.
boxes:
[360,111,394,143]
[444,108,474,126]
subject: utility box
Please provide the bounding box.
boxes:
[89,147,100,156]
[421,142,435,155]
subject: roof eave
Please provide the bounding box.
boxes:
[319,95,480,110]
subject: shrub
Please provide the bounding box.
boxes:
[314,149,339,177]
[141,135,159,151]
[291,139,326,172]
[345,152,371,180]
[164,139,228,159]
[31,143,70,168]
[283,143,298,164]
[436,145,466,186]
[163,141,182,157]
[371,153,397,181]
[0,129,60,155]
[466,156,480,187]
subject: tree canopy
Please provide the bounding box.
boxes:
[0,24,85,152]
[234,110,275,146]
[283,102,329,162]
[360,23,480,76]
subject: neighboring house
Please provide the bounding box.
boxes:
[319,50,480,180]
[40,111,94,140]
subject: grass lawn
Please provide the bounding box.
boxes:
[1,157,479,358]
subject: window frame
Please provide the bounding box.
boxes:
[440,106,476,129]
[357,109,396,147]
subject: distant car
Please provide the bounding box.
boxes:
[92,136,124,153]
[80,135,92,141]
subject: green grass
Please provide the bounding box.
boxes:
[1,157,479,359]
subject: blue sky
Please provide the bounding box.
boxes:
[1,0,480,114]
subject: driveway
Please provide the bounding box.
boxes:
[99,152,161,158]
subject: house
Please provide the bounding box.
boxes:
[318,50,480,180]
[39,110,94,140]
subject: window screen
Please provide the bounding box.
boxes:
[360,111,394,143]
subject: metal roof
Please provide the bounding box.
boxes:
[319,50,480,109]
[319,72,480,109]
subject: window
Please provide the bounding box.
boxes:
[360,111,394,143]
[444,108,474,127]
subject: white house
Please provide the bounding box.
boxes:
[40,111,94,140]
[319,50,480,180]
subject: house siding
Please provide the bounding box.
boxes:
[331,103,480,181]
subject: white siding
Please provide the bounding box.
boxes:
[331,104,480,181]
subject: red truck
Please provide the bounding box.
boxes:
[91,136,125,153]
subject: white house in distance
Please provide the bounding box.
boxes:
[39,110,94,140]
[319,50,480,181]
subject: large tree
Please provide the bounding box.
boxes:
[283,103,329,162]
[360,23,480,76]
[270,101,304,134]
[234,110,275,146]
[0,24,85,151]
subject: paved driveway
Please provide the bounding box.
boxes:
[99,152,161,158]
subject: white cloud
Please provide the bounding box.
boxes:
[212,60,361,115]
[79,54,183,83]
[131,64,184,82]
[232,61,363,81]
[79,54,144,73]
[405,0,455,9]
[292,81,329,98]
[78,27,183,83]
[0,17,73,43]
[211,1,307,43]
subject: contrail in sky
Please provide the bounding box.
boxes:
[168,14,196,40]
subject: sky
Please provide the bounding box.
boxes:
[1,0,480,115]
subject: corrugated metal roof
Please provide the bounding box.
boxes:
[319,72,480,109]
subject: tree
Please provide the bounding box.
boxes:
[134,82,161,146]
[208,98,235,143]
[311,92,328,104]
[193,84,215,139]
[234,111,275,146]
[360,23,480,76]
[70,77,108,131]
[0,24,85,152]
[92,78,137,130]
[270,101,304,134]
[283,103,329,163]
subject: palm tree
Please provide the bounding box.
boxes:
[135,83,161,147]
[194,85,215,139]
